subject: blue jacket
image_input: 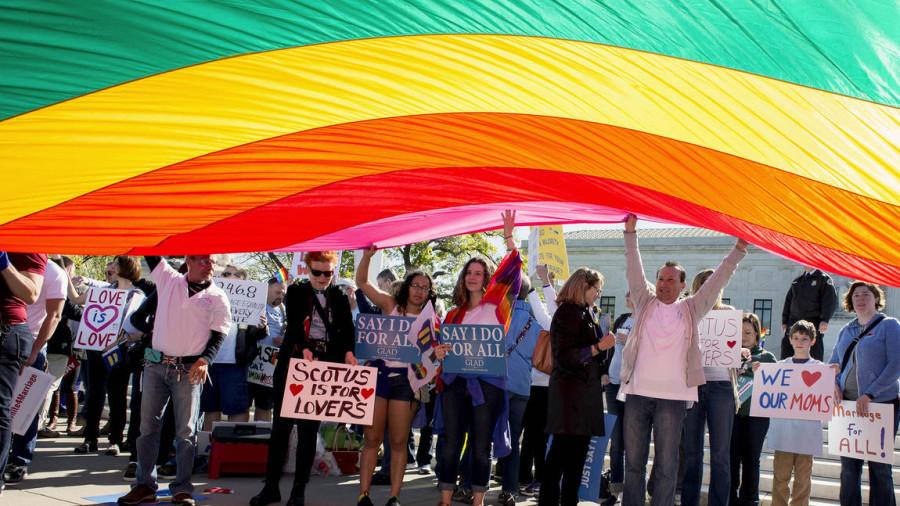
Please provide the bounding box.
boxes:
[829,314,900,403]
[504,299,541,397]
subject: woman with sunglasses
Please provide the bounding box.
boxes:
[250,251,357,506]
[355,247,448,506]
[437,210,521,506]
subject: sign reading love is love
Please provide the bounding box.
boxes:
[699,309,742,368]
[279,359,377,425]
[74,287,128,351]
[750,362,835,421]
[828,401,895,465]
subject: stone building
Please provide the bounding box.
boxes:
[533,227,899,359]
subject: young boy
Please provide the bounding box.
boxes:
[758,320,824,506]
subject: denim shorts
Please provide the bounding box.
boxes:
[376,372,416,402]
[200,363,250,415]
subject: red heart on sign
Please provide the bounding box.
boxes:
[289,384,304,396]
[726,340,737,348]
[801,371,822,387]
[360,388,375,400]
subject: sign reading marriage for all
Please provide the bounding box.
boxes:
[73,286,129,351]
[750,362,835,421]
[440,324,507,376]
[279,359,377,425]
[828,400,895,465]
[355,314,419,363]
[213,277,267,326]
[699,309,742,368]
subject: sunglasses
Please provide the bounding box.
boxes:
[221,271,236,278]
[310,268,334,278]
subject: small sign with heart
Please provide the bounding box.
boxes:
[74,287,130,351]
[698,310,742,368]
[750,361,836,421]
[280,359,378,425]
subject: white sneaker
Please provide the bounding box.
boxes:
[417,464,432,475]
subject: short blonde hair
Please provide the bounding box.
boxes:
[556,267,604,307]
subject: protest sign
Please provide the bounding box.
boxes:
[355,314,419,363]
[247,344,280,388]
[74,286,129,351]
[578,413,618,500]
[527,226,570,280]
[290,252,309,280]
[698,309,742,368]
[214,277,267,325]
[11,367,55,435]
[407,301,441,391]
[750,362,835,421]
[440,324,507,376]
[280,359,377,425]
[828,401,894,465]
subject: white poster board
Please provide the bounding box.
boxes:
[214,278,267,325]
[828,401,895,465]
[11,367,55,435]
[247,344,279,387]
[698,310,742,368]
[73,286,129,351]
[750,362,835,421]
[279,359,377,425]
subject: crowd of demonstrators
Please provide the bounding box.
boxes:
[1,210,898,506]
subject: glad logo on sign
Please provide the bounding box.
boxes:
[83,305,120,333]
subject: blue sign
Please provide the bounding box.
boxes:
[355,314,419,363]
[440,324,507,376]
[578,413,618,501]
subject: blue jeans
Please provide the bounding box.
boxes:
[623,394,687,506]
[9,350,47,467]
[499,393,528,493]
[839,399,899,506]
[135,362,202,495]
[681,381,734,506]
[605,383,625,485]
[730,415,769,506]
[0,324,30,486]
[437,378,504,493]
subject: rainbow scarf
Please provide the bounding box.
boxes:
[482,249,522,332]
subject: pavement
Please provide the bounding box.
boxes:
[2,433,552,506]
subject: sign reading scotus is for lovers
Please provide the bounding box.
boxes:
[279,359,377,425]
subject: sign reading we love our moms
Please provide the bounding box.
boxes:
[750,362,835,421]
[74,287,129,351]
[279,359,377,425]
[698,310,742,368]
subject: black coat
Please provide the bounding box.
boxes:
[546,302,606,437]
[273,281,354,388]
[782,270,838,326]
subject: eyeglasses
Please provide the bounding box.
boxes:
[409,283,430,292]
[310,268,334,278]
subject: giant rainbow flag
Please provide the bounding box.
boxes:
[0,1,897,285]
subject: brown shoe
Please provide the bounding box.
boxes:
[172,492,195,505]
[117,484,157,505]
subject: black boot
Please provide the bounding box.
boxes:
[286,483,305,506]
[249,486,280,506]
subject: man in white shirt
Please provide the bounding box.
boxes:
[3,258,67,484]
[618,215,747,506]
[118,255,231,506]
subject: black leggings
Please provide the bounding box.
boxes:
[519,385,548,484]
[539,433,591,506]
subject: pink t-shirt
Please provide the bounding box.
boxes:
[151,261,232,357]
[622,298,697,401]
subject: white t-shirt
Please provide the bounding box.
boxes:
[622,299,697,401]
[151,261,232,357]
[212,324,239,364]
[26,260,68,339]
